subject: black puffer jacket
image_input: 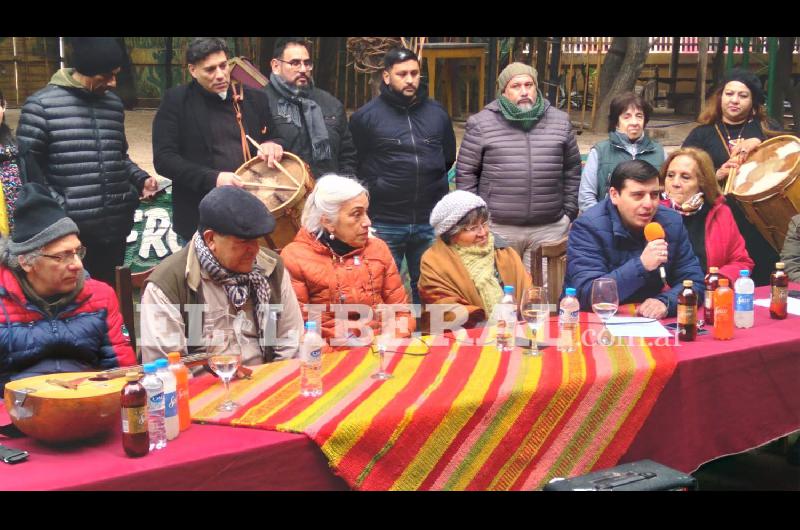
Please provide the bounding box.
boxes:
[16,69,148,243]
[456,99,581,225]
[349,83,456,224]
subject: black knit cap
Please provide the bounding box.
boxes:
[9,183,79,255]
[198,186,275,239]
[71,37,124,76]
[722,68,765,106]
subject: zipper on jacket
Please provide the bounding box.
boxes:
[91,104,107,203]
[406,109,420,225]
[527,130,533,221]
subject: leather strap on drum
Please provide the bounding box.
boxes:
[231,80,251,165]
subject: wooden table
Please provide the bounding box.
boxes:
[423,43,487,116]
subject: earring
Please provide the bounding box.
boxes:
[329,232,335,240]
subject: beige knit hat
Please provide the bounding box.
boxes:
[496,62,538,97]
[429,190,487,237]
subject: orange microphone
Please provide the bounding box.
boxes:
[644,222,668,284]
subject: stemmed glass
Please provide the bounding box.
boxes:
[520,286,547,356]
[591,278,619,346]
[203,310,242,412]
[372,311,394,380]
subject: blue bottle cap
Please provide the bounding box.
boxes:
[740,270,750,277]
[503,285,514,294]
[143,363,156,374]
[305,321,317,331]
[565,287,576,296]
[154,358,168,369]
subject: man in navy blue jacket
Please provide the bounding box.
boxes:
[565,160,704,319]
[349,47,456,305]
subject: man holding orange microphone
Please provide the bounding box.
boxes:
[565,160,705,319]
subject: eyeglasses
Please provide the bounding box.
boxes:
[462,221,490,234]
[39,246,87,264]
[276,58,313,70]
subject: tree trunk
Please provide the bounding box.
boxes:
[313,37,339,94]
[595,37,628,111]
[774,37,800,133]
[592,37,650,132]
[696,38,710,116]
[115,38,137,110]
[711,36,726,90]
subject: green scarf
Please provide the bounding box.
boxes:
[497,90,546,131]
[453,233,503,314]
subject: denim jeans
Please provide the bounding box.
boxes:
[371,222,435,305]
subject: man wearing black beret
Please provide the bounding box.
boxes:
[140,186,303,366]
[16,37,158,286]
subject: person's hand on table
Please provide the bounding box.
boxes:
[258,141,284,168]
[216,171,244,188]
[637,298,668,319]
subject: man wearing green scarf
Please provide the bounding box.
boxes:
[456,62,581,270]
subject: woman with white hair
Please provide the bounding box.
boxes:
[281,174,414,348]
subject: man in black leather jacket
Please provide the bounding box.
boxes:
[16,37,157,286]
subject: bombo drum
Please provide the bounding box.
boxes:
[235,152,314,250]
[729,135,800,252]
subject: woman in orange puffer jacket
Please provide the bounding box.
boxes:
[281,175,414,350]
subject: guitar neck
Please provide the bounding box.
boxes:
[100,353,212,380]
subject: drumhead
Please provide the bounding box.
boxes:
[234,152,309,213]
[732,136,800,197]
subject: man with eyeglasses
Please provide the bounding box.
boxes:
[153,37,283,244]
[0,183,136,390]
[349,47,456,306]
[264,37,357,179]
[16,37,158,286]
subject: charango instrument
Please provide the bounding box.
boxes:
[235,151,314,250]
[728,135,800,252]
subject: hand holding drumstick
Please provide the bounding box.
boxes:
[244,135,284,168]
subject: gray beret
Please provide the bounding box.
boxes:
[198,186,275,238]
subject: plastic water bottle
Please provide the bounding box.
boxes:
[496,285,517,351]
[300,321,323,397]
[734,269,755,329]
[558,287,580,353]
[141,363,167,450]
[155,359,179,440]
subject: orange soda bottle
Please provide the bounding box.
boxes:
[167,352,191,431]
[713,278,734,340]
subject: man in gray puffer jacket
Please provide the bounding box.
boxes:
[456,63,580,269]
[16,37,157,286]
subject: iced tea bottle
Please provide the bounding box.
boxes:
[770,262,788,320]
[121,372,149,457]
[713,278,734,340]
[704,267,720,326]
[677,280,698,341]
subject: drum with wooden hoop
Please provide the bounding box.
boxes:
[234,151,314,250]
[728,135,800,252]
[4,372,127,444]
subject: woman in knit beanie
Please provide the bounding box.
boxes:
[417,190,531,330]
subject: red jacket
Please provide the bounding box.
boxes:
[281,229,415,348]
[661,195,754,280]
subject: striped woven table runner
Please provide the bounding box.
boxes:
[190,322,676,490]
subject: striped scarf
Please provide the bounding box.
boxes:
[452,233,503,313]
[193,233,271,320]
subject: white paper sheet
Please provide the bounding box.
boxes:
[754,297,800,316]
[605,316,673,338]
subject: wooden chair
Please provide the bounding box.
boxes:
[530,236,569,307]
[115,265,154,356]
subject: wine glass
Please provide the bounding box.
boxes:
[203,311,242,412]
[520,286,547,356]
[591,278,619,346]
[371,340,393,380]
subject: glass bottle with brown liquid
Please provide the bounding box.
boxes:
[704,267,720,326]
[770,262,788,320]
[678,280,698,341]
[121,372,149,457]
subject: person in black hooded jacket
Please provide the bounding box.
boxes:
[16,37,157,286]
[349,47,456,305]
